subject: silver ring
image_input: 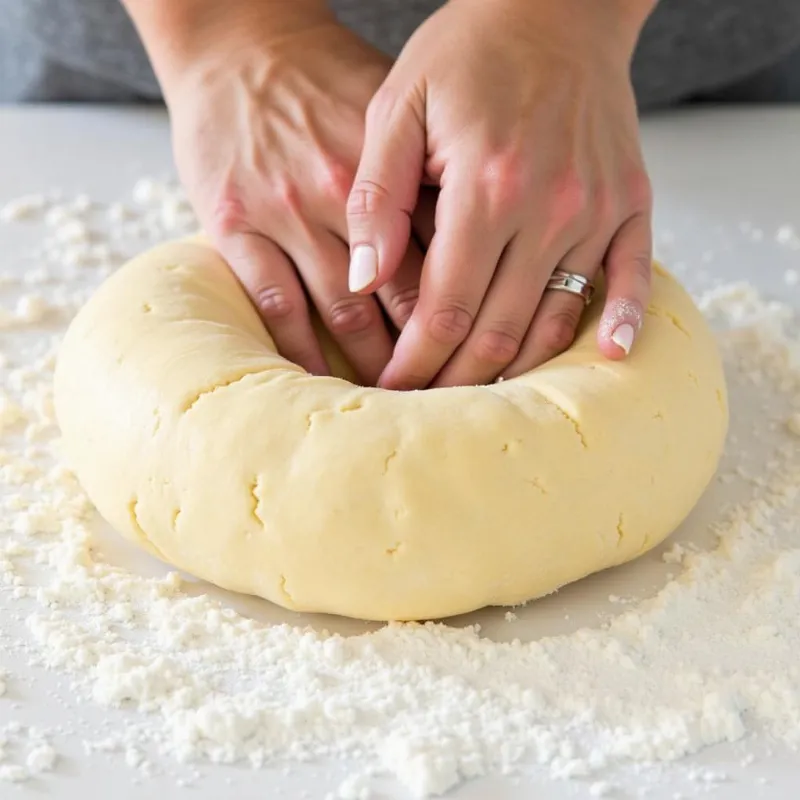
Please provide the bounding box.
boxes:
[545,269,595,306]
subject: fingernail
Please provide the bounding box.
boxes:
[611,323,635,355]
[348,245,378,293]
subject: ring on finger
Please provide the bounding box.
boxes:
[545,269,595,306]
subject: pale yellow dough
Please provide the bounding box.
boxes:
[54,237,728,621]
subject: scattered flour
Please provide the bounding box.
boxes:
[1,181,799,798]
[0,765,27,784]
[775,224,800,249]
[26,743,58,772]
[329,771,374,799]
[0,194,48,222]
[0,720,58,783]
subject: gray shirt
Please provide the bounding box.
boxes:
[1,0,799,106]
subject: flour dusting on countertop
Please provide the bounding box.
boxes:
[0,183,799,797]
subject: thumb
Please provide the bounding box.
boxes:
[347,85,426,295]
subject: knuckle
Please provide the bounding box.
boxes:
[366,84,405,128]
[347,180,390,218]
[606,241,652,284]
[211,186,247,238]
[366,87,393,124]
[625,169,653,212]
[319,157,354,205]
[327,296,378,337]
[252,285,298,321]
[591,183,618,228]
[479,151,529,214]
[426,302,475,345]
[472,326,523,366]
[629,250,653,281]
[267,175,302,215]
[538,310,579,355]
[549,167,590,226]
[386,287,419,327]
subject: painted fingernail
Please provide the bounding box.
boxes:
[611,323,635,355]
[348,245,378,293]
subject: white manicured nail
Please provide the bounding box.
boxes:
[611,323,635,354]
[348,245,378,293]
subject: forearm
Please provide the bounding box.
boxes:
[120,0,332,89]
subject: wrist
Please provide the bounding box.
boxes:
[450,0,656,61]
[608,0,658,50]
[121,0,333,94]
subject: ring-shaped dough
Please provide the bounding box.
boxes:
[54,237,728,621]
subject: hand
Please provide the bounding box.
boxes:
[154,5,426,385]
[346,0,655,389]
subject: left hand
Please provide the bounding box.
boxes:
[346,0,655,389]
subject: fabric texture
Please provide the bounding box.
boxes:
[0,1,799,105]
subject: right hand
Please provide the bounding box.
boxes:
[157,5,426,385]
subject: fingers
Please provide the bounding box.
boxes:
[376,239,423,332]
[499,284,587,381]
[218,231,329,376]
[499,236,606,381]
[378,180,511,390]
[597,212,651,359]
[430,237,547,388]
[346,86,426,294]
[374,188,435,333]
[292,228,394,386]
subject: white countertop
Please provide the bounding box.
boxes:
[0,106,798,800]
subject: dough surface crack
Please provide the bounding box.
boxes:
[526,477,547,494]
[536,394,587,448]
[646,305,691,337]
[180,368,269,412]
[278,575,295,605]
[127,498,168,561]
[249,477,264,526]
[383,450,398,474]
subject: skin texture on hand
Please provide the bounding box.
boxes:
[347,0,657,390]
[123,0,428,386]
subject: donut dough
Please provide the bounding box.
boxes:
[54,237,728,621]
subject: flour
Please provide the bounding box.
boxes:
[26,743,58,772]
[0,718,58,783]
[0,395,25,434]
[0,194,48,222]
[1,181,800,798]
[330,772,374,799]
[775,224,799,249]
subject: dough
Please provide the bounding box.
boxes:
[54,237,728,621]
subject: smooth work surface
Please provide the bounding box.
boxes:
[0,106,798,800]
